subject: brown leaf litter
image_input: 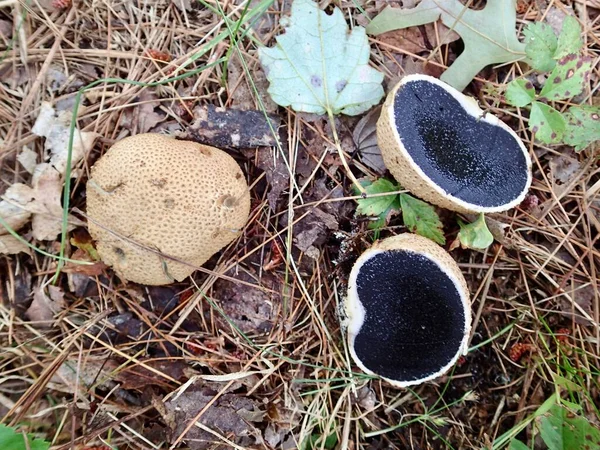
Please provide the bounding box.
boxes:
[163,384,263,450]
[0,102,96,248]
[288,178,352,260]
[212,270,280,334]
[25,285,66,324]
[353,106,386,174]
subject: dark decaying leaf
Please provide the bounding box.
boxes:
[164,385,262,450]
[558,284,594,326]
[0,260,32,316]
[182,105,281,148]
[25,286,66,325]
[352,106,386,174]
[212,271,279,334]
[227,53,277,113]
[245,147,290,211]
[291,179,349,259]
[116,359,191,390]
[107,312,148,342]
[549,153,582,186]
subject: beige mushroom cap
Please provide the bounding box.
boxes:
[86,133,251,285]
[346,233,471,388]
[377,74,532,214]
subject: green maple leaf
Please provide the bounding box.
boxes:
[258,0,384,116]
[530,101,566,144]
[505,79,535,107]
[457,213,493,250]
[539,54,592,101]
[366,0,526,91]
[399,194,445,245]
[563,105,600,152]
[523,22,558,72]
[0,424,50,450]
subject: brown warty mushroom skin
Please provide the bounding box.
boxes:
[86,133,250,285]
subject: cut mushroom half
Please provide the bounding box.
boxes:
[346,234,471,387]
[377,74,532,213]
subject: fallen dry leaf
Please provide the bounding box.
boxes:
[290,178,349,259]
[227,53,277,112]
[9,163,84,240]
[0,234,31,255]
[116,359,191,390]
[0,183,33,234]
[32,101,99,174]
[17,147,38,174]
[378,27,428,54]
[25,285,67,323]
[62,248,106,276]
[183,105,281,148]
[1,159,86,242]
[49,358,116,395]
[356,386,377,410]
[0,19,12,41]
[423,22,460,47]
[1,101,95,243]
[549,153,584,197]
[259,148,289,211]
[137,90,166,133]
[212,271,278,334]
[550,153,582,185]
[559,284,595,326]
[173,0,192,12]
[264,396,302,448]
[45,66,68,92]
[545,5,576,35]
[353,106,386,174]
[29,164,68,240]
[164,385,262,450]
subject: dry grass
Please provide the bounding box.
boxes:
[0,0,599,449]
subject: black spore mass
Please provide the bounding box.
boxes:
[393,80,528,207]
[354,250,465,382]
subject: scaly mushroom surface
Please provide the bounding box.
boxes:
[86,133,250,285]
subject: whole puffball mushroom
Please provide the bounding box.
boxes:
[346,234,470,387]
[86,133,251,285]
[377,74,532,214]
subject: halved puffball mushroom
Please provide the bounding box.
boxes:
[346,234,470,387]
[86,133,251,285]
[377,74,532,214]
